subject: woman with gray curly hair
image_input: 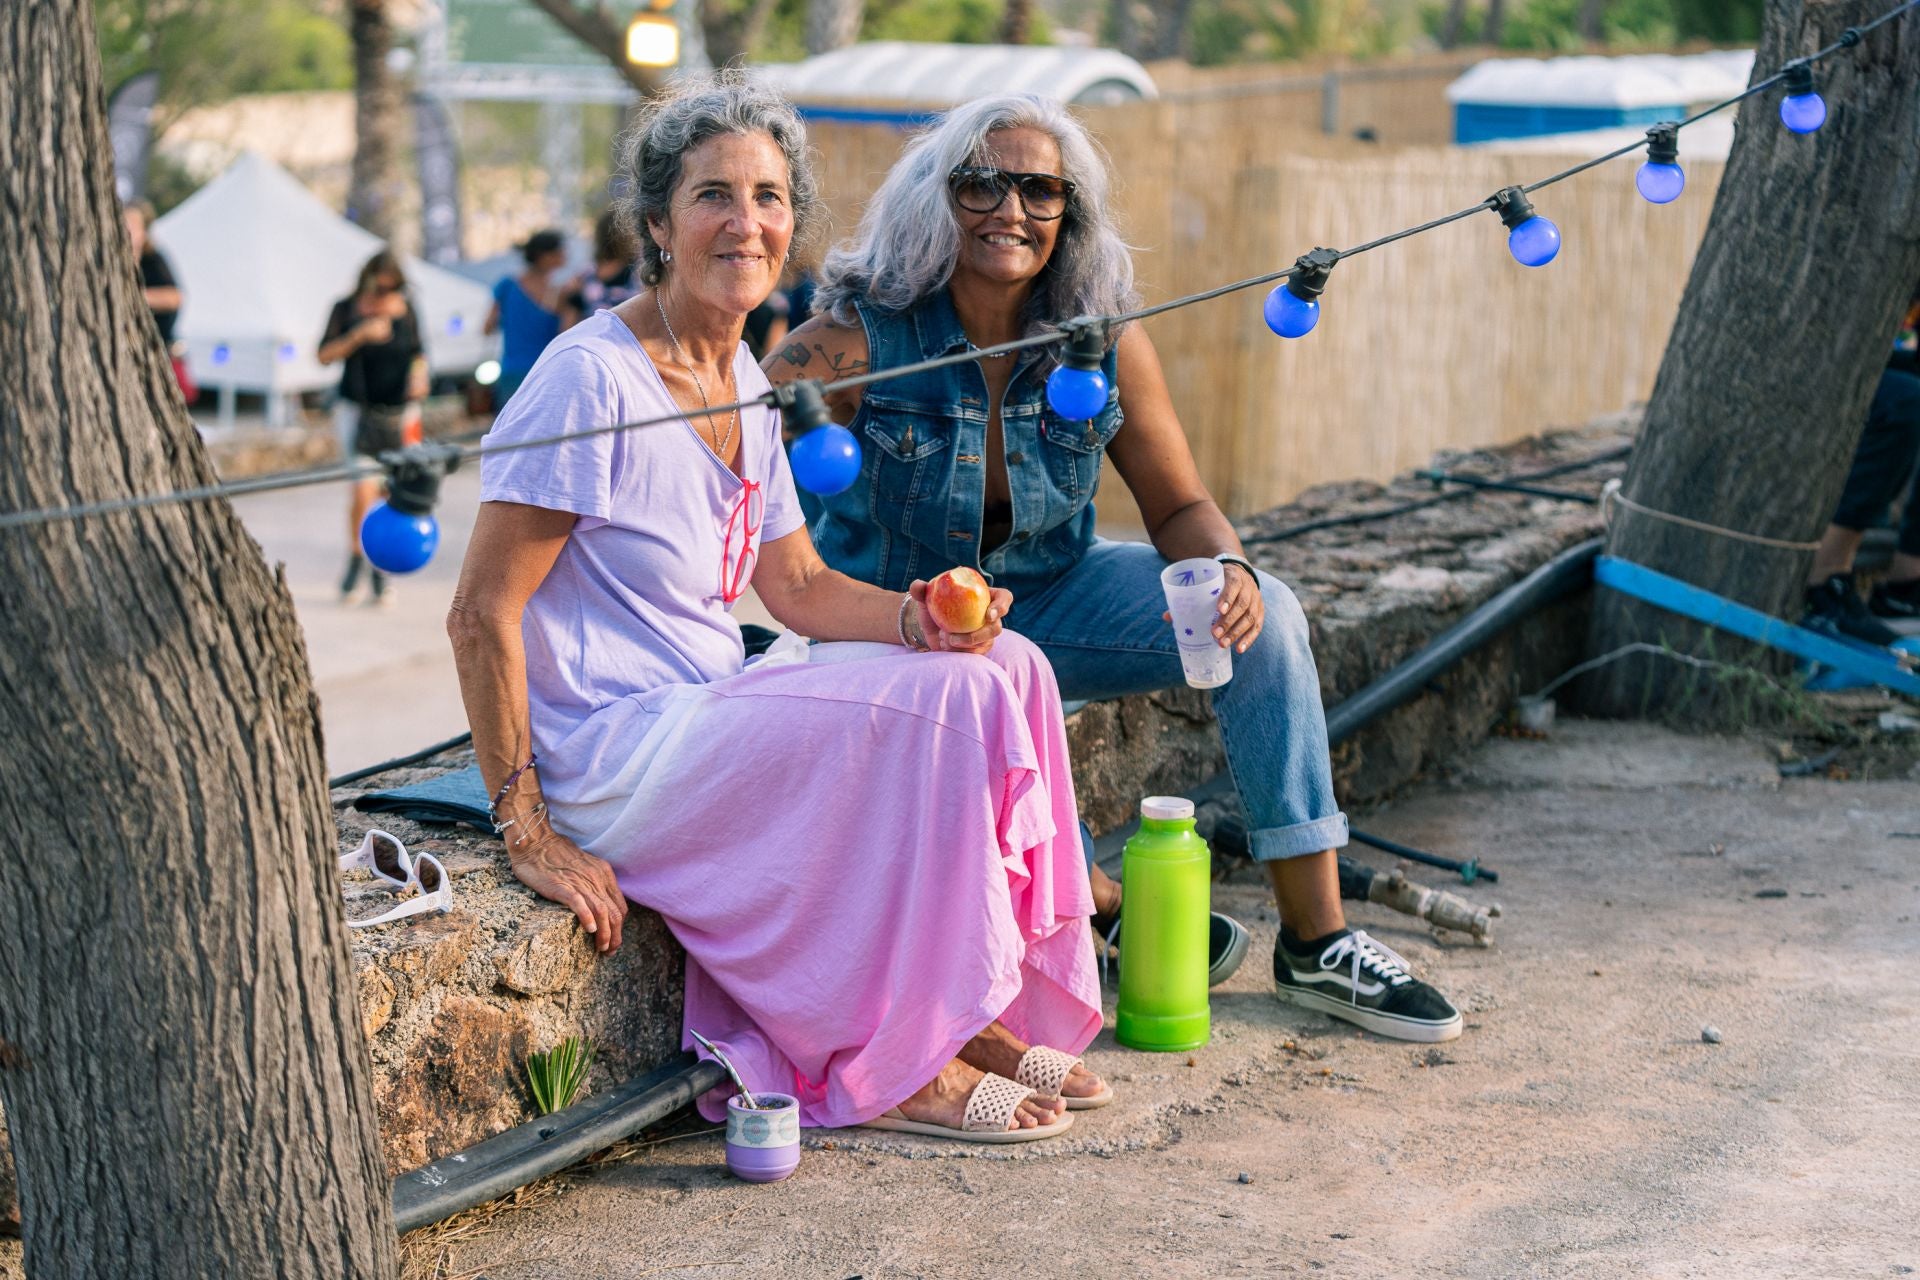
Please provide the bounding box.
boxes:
[766,94,1462,1044]
[448,75,1106,1143]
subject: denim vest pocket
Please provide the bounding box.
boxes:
[859,395,961,581]
[1039,391,1124,503]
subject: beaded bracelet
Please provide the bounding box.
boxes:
[487,751,537,831]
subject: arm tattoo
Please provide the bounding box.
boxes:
[819,348,868,378]
[776,342,813,368]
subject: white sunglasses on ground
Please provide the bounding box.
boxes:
[339,828,451,928]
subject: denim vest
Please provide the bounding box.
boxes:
[807,289,1124,600]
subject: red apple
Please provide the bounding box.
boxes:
[926,567,991,634]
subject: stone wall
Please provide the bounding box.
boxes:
[0,418,1633,1226]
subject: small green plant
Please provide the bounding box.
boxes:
[525,1036,595,1116]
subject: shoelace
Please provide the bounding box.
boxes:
[1320,930,1414,1004]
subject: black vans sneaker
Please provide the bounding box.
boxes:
[1274,928,1462,1043]
[1868,577,1920,636]
[1097,911,1251,988]
[1804,573,1900,647]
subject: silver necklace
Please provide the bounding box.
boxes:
[655,290,737,459]
[968,340,1013,360]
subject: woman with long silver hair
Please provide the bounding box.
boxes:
[767,94,1462,1044]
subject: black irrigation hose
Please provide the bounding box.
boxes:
[1242,446,1629,546]
[391,1055,727,1234]
[1323,537,1603,745]
[328,731,474,790]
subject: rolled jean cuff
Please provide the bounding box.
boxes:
[1248,813,1349,862]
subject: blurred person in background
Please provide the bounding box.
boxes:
[319,250,427,607]
[1802,283,1920,644]
[123,199,190,399]
[743,279,790,359]
[486,228,568,407]
[560,209,641,330]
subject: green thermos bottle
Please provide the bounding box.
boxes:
[1114,796,1211,1052]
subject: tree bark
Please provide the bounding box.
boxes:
[699,0,782,68]
[348,0,406,242]
[1585,0,1920,716]
[1483,0,1507,45]
[525,0,664,98]
[0,3,397,1275]
[1577,0,1608,42]
[1440,0,1470,50]
[1144,0,1196,60]
[1000,0,1034,45]
[805,0,863,56]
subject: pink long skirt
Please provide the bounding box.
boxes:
[540,631,1101,1129]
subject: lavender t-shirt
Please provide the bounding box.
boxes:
[479,311,805,746]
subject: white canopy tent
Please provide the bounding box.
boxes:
[151,152,498,427]
[754,42,1157,118]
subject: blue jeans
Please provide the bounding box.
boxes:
[1012,539,1348,862]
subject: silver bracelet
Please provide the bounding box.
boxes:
[895,593,929,651]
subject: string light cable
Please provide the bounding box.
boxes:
[2,0,1913,567]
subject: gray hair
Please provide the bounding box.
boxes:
[815,95,1138,340]
[614,72,821,287]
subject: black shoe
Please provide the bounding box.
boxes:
[340,552,366,601]
[1868,577,1920,636]
[1804,573,1900,647]
[1095,910,1251,988]
[1273,928,1462,1043]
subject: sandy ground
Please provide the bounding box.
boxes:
[393,719,1920,1280]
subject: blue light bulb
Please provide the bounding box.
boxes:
[1507,216,1562,268]
[360,503,440,574]
[1046,365,1109,420]
[1634,160,1686,205]
[1780,91,1826,133]
[789,422,862,495]
[1263,283,1320,338]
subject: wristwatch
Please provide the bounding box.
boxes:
[1214,553,1257,582]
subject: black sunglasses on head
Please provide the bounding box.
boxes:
[948,167,1075,221]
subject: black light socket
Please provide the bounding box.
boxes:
[381,444,461,517]
[1490,186,1538,231]
[1058,317,1111,371]
[1644,123,1680,167]
[1286,246,1341,303]
[1781,60,1816,96]
[771,380,832,435]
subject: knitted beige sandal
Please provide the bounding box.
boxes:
[1015,1045,1113,1111]
[857,1071,1074,1143]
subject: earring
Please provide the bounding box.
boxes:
[661,250,673,263]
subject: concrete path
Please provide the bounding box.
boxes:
[412,720,1920,1280]
[229,469,781,776]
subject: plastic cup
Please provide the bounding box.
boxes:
[1160,558,1233,689]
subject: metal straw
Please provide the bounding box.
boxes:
[688,1029,760,1109]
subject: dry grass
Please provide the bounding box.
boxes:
[397,1119,725,1279]
[398,1178,566,1280]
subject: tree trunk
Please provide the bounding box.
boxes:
[1483,0,1507,45]
[1577,0,1608,42]
[1440,0,1470,49]
[1144,0,1196,60]
[348,0,406,242]
[1585,0,1920,717]
[525,0,664,99]
[1000,0,1034,45]
[0,3,397,1276]
[805,0,863,56]
[700,0,782,67]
